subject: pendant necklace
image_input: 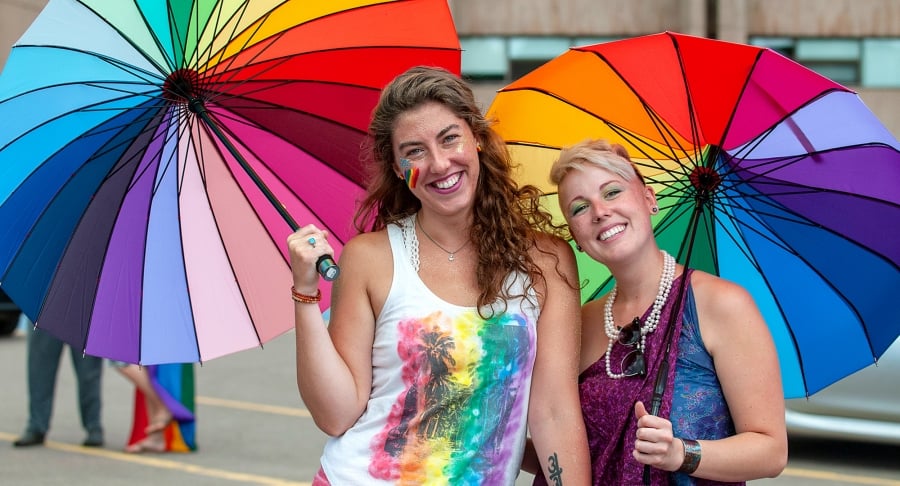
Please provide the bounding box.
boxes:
[602,250,676,379]
[417,217,470,262]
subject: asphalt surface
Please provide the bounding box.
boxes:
[1,321,326,485]
[3,319,900,485]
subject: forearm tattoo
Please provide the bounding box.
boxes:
[548,452,563,485]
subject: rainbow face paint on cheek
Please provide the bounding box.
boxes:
[400,158,420,189]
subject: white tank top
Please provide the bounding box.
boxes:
[320,215,540,485]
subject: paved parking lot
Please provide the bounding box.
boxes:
[0,324,326,485]
[2,321,900,485]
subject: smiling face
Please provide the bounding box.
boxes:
[392,101,481,218]
[558,163,657,265]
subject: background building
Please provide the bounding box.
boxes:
[2,0,898,133]
[450,0,900,132]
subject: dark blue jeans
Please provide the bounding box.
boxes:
[24,327,103,436]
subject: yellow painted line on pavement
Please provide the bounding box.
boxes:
[15,400,900,486]
[782,466,900,485]
[196,395,311,417]
[0,432,309,485]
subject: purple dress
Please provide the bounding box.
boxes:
[534,271,743,486]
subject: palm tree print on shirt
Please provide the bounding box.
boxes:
[370,309,534,484]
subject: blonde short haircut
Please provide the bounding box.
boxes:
[549,139,644,186]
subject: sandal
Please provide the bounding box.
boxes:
[124,435,166,454]
[144,412,173,435]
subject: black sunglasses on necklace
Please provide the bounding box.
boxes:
[617,317,646,377]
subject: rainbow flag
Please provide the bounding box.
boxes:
[127,363,196,452]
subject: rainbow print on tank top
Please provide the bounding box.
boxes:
[369,309,534,484]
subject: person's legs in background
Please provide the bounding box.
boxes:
[116,364,170,453]
[71,347,104,447]
[116,364,172,433]
[14,327,64,447]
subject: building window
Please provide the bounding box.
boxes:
[862,39,900,87]
[460,37,508,79]
[794,39,860,85]
[750,36,900,88]
[507,37,570,79]
[460,36,622,82]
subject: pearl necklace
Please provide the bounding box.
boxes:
[603,250,676,379]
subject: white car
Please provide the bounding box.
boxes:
[784,338,900,445]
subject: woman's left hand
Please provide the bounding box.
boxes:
[632,400,682,472]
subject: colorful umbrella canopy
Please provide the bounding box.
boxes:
[487,31,900,398]
[0,0,460,364]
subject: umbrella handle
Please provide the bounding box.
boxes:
[317,255,340,281]
[643,357,669,485]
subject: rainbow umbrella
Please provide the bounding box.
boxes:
[0,0,460,364]
[487,31,900,398]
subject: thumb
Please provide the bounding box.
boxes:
[634,400,648,419]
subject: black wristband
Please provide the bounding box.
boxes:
[678,438,701,474]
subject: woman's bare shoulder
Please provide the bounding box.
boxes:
[338,229,393,277]
[689,270,754,310]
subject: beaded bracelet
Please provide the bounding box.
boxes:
[678,438,701,474]
[291,286,321,304]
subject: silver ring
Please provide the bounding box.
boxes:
[307,237,316,248]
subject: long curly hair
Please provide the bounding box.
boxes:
[354,66,565,311]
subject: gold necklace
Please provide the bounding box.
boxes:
[417,217,470,262]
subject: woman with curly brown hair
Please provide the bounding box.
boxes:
[287,66,590,485]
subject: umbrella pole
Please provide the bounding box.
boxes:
[187,99,300,231]
[187,98,340,281]
[643,203,703,485]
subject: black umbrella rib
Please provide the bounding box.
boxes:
[10,45,166,89]
[168,108,209,362]
[709,174,899,275]
[702,205,812,391]
[206,83,376,138]
[193,3,273,86]
[718,145,900,204]
[718,188,900,273]
[0,88,163,158]
[2,48,182,133]
[581,47,704,166]
[668,34,705,165]
[708,48,766,150]
[709,197,808,255]
[77,1,173,74]
[650,197,696,241]
[194,103,358,248]
[692,44,838,154]
[201,0,459,85]
[187,98,300,234]
[603,119,697,178]
[61,102,171,197]
[188,1,256,74]
[708,196,878,369]
[189,2,392,103]
[203,45,459,109]
[206,92,371,171]
[190,0,345,80]
[499,83,700,185]
[182,2,440,117]
[176,106,264,352]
